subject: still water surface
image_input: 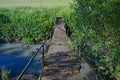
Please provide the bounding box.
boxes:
[0,42,42,77]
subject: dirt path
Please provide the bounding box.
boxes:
[40,17,82,80]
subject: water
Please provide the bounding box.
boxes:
[0,42,42,77]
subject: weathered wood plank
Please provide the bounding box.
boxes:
[39,17,82,80]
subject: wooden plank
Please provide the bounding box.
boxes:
[115,75,120,80]
[39,17,82,80]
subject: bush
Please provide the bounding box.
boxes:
[65,0,120,79]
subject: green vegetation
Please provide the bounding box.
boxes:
[0,8,56,43]
[1,70,9,80]
[0,0,72,9]
[0,0,72,44]
[65,0,120,79]
[0,66,10,80]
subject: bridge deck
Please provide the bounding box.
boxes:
[40,18,82,80]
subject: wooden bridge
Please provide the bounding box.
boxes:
[39,17,82,80]
[16,17,120,80]
[16,17,82,80]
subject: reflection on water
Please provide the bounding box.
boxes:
[0,42,42,77]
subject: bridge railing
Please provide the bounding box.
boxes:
[16,27,55,80]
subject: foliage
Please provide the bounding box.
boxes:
[0,0,72,44]
[0,8,56,44]
[65,0,120,79]
[0,66,10,80]
[1,70,9,80]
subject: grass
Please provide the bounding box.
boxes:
[0,0,73,19]
[0,0,73,8]
[0,0,73,44]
